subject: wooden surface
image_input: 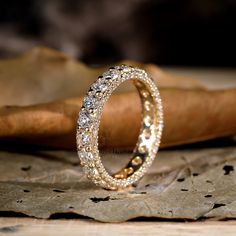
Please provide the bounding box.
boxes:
[164,67,236,89]
[1,218,236,236]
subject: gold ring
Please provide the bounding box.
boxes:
[76,65,163,190]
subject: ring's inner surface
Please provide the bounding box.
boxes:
[113,79,156,179]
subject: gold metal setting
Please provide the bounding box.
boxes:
[76,65,163,190]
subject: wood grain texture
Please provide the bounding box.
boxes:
[1,218,236,236]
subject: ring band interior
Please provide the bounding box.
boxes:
[113,79,157,179]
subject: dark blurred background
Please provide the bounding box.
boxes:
[0,0,235,67]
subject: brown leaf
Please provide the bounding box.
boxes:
[0,47,204,106]
[0,89,236,149]
[0,47,235,149]
[0,147,236,222]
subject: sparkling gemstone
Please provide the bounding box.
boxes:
[93,81,107,92]
[78,112,91,128]
[78,151,93,162]
[114,65,122,70]
[144,116,151,127]
[86,152,94,161]
[143,128,151,139]
[84,96,96,109]
[115,65,130,72]
[121,65,131,72]
[103,71,119,80]
[80,133,91,145]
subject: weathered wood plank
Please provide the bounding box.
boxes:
[1,217,236,236]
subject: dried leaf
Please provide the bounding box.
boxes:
[0,89,236,149]
[0,47,235,149]
[0,47,204,106]
[0,147,236,222]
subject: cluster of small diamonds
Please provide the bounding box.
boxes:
[76,65,163,190]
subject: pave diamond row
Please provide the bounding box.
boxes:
[76,65,163,190]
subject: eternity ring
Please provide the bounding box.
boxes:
[76,65,163,190]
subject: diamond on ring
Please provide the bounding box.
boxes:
[76,65,163,190]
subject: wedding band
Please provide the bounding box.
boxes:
[76,65,163,190]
